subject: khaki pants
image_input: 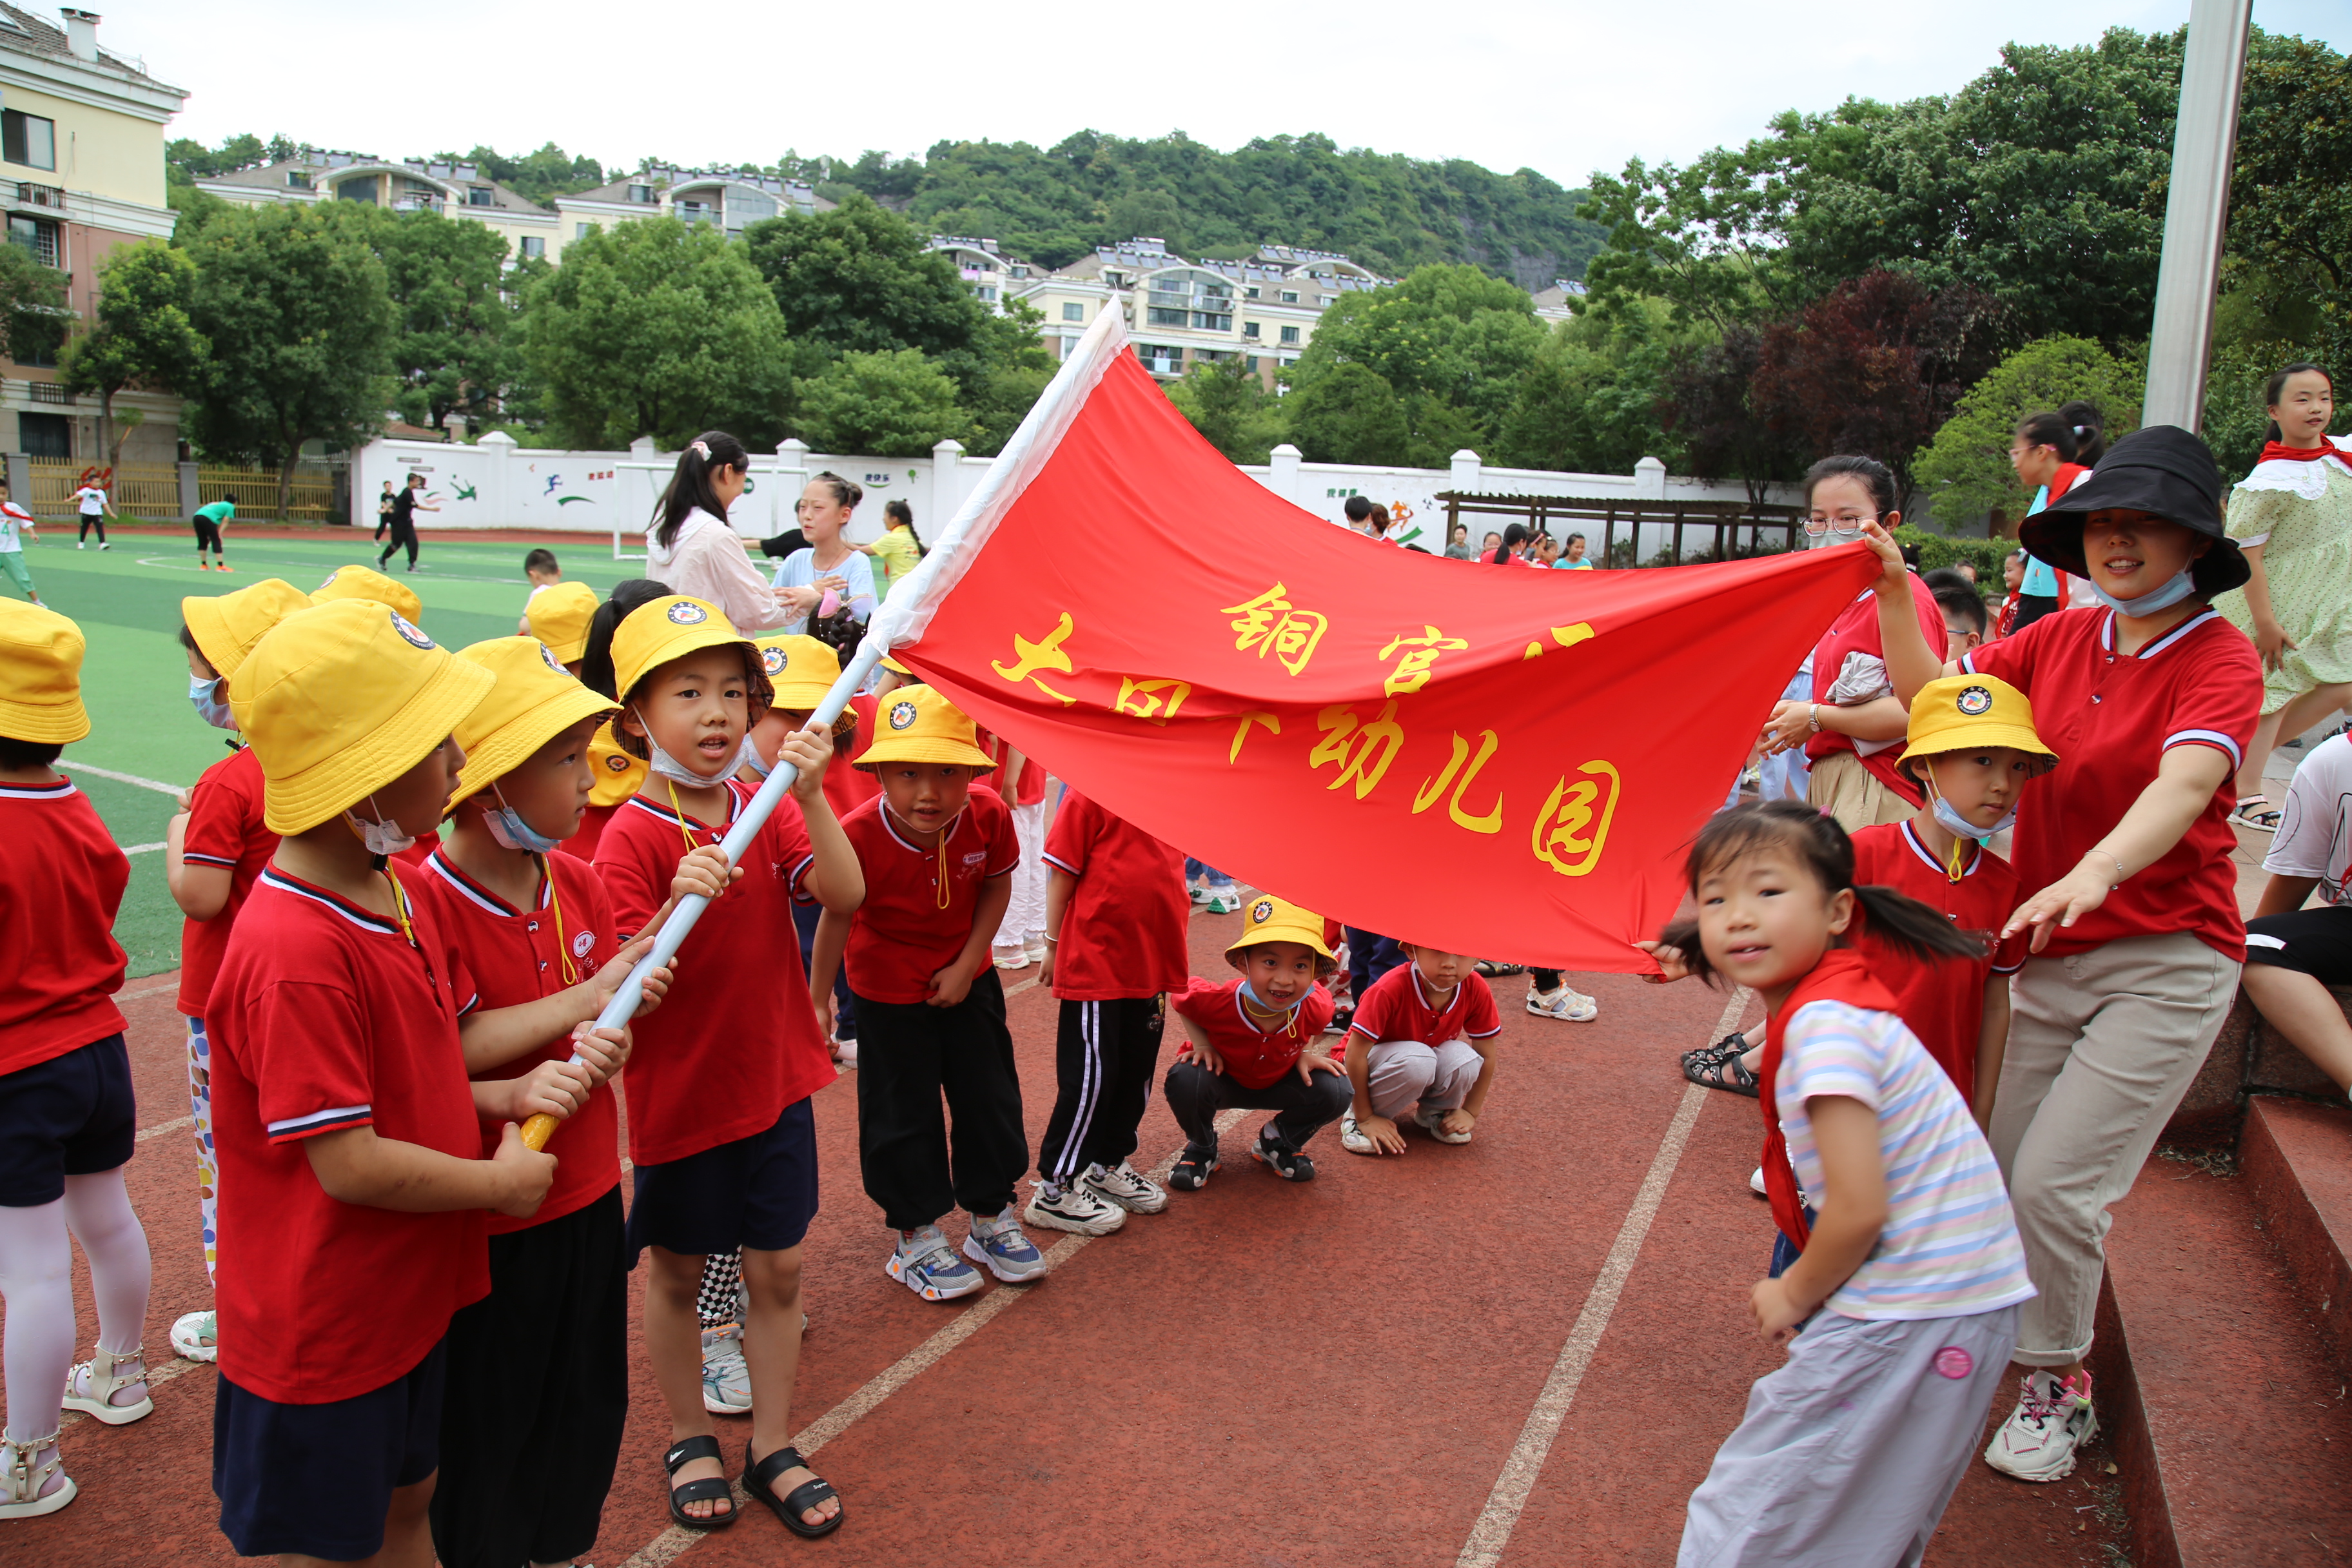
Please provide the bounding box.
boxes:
[1992,933,2239,1366]
[1805,749,1914,834]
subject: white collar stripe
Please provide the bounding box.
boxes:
[2139,609,2220,660]
[0,779,77,801]
[423,852,510,917]
[260,869,398,935]
[267,1104,371,1135]
[1900,819,1975,878]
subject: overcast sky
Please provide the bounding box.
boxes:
[95,1,2351,191]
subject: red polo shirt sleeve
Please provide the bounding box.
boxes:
[178,746,279,1019]
[0,779,128,1075]
[1042,790,1191,1000]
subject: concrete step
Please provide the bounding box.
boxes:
[2091,1145,2352,1567]
[2166,991,2344,1146]
[2242,1097,2352,1391]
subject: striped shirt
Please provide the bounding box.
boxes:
[1777,999,2035,1320]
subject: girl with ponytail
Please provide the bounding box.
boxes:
[856,498,925,602]
[643,432,796,636]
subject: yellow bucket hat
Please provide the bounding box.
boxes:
[525,581,599,665]
[586,718,646,808]
[312,565,423,625]
[0,598,90,744]
[879,654,912,676]
[182,578,311,681]
[856,684,995,770]
[752,634,842,710]
[230,600,493,835]
[611,596,765,707]
[449,637,620,806]
[1223,895,1333,962]
[1896,674,2059,784]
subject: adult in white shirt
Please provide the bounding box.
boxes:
[643,431,796,635]
[769,473,874,636]
[74,480,115,549]
[2241,730,2352,1098]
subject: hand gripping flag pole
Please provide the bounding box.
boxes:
[518,306,1136,1150]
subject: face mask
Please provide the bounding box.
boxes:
[1239,979,1296,1012]
[636,707,760,788]
[2086,569,2197,618]
[483,786,563,855]
[1930,792,2015,846]
[739,745,775,782]
[189,673,235,730]
[1810,523,1865,550]
[346,798,416,858]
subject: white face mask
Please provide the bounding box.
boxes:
[189,673,235,730]
[635,707,760,788]
[2087,569,2197,618]
[347,797,417,858]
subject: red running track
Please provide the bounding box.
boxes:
[14,899,2130,1566]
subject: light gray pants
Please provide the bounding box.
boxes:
[1680,1304,2020,1568]
[1362,1037,1482,1119]
[1994,932,2238,1366]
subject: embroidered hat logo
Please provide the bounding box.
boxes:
[1955,685,1994,716]
[1251,898,1275,925]
[762,647,787,676]
[605,754,630,772]
[889,700,918,730]
[389,612,435,651]
[540,643,565,673]
[666,601,707,625]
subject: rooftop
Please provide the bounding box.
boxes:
[195,150,547,216]
[0,3,180,93]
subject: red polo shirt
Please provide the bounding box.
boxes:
[819,693,881,821]
[1169,976,1336,1090]
[1962,606,2261,960]
[206,866,488,1404]
[1806,575,1948,805]
[416,847,622,1233]
[1041,789,1190,1001]
[0,778,127,1075]
[593,781,833,1166]
[1849,820,2026,1104]
[838,785,1019,1003]
[177,745,278,1019]
[1347,963,1502,1047]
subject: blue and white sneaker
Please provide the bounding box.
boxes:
[962,1206,1050,1283]
[887,1224,985,1302]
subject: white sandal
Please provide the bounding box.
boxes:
[0,1429,74,1520]
[170,1310,218,1364]
[62,1345,152,1426]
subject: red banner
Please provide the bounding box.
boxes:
[892,350,1877,970]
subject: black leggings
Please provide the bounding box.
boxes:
[378,522,417,569]
[192,516,222,554]
[77,516,105,544]
[1531,969,1563,992]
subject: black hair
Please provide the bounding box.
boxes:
[2015,411,2078,464]
[1405,543,1432,554]
[2262,362,2334,445]
[808,471,863,511]
[1489,522,1531,565]
[1449,521,1467,540]
[578,577,674,700]
[224,493,239,505]
[651,431,751,551]
[407,473,425,487]
[523,547,558,575]
[1919,567,1970,594]
[1803,455,1898,519]
[1658,801,1987,986]
[176,621,199,654]
[882,497,924,557]
[1564,531,1586,547]
[1932,581,1987,636]
[1343,496,1375,524]
[0,736,63,769]
[2057,401,2106,467]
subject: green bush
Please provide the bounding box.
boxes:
[1895,525,2013,579]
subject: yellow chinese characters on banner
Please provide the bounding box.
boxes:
[1533,761,1622,877]
[1222,583,1329,676]
[1379,626,1469,697]
[992,612,1079,705]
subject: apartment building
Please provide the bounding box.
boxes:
[554,168,832,253]
[0,4,185,459]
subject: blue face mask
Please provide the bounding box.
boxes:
[189,673,235,730]
[482,787,563,855]
[2087,568,2198,618]
[1239,979,1296,1012]
[1930,790,2015,846]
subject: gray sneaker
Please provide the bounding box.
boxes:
[887,1224,985,1301]
[1081,1160,1168,1215]
[700,1324,752,1413]
[1024,1180,1126,1235]
[963,1206,1050,1282]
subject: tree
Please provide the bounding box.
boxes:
[1282,362,1409,466]
[965,360,1052,457]
[429,142,607,209]
[793,349,970,456]
[58,240,206,473]
[1912,336,2142,532]
[1496,302,1693,475]
[1661,327,1808,504]
[741,197,995,366]
[366,210,511,432]
[2226,36,2352,375]
[513,217,793,449]
[0,241,69,370]
[181,203,397,518]
[1166,360,1284,465]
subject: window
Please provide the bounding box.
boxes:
[1061,302,1083,322]
[285,171,312,190]
[520,236,545,260]
[18,411,67,456]
[467,186,493,206]
[973,285,998,302]
[627,184,655,204]
[1320,297,1334,308]
[1279,289,1298,304]
[1245,356,1259,373]
[1242,321,1260,340]
[1104,271,1125,289]
[1134,344,1184,374]
[575,222,591,239]
[1279,324,1300,345]
[8,213,56,268]
[2,111,54,172]
[335,179,375,204]
[1146,306,1188,328]
[1010,265,1030,279]
[1244,286,1260,299]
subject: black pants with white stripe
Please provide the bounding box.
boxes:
[1036,995,1166,1185]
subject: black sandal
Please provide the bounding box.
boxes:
[663,1434,738,1530]
[1475,960,1525,977]
[1681,1033,1760,1098]
[745,1441,843,1538]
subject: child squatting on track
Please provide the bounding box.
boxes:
[1337,943,1503,1156]
[591,594,858,1537]
[1665,802,2037,1567]
[0,601,155,1522]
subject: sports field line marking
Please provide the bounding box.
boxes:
[56,1353,204,1431]
[136,1114,193,1144]
[122,841,166,855]
[60,757,185,796]
[615,1106,1250,1568]
[1454,986,1754,1568]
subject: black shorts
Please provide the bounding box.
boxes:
[214,1337,447,1560]
[0,1033,134,1206]
[2244,904,2352,986]
[624,1095,819,1264]
[191,515,222,551]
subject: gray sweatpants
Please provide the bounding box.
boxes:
[1362,1037,1483,1119]
[1679,1303,2020,1568]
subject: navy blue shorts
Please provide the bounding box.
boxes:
[214,1337,447,1560]
[625,1095,819,1264]
[0,1033,134,1207]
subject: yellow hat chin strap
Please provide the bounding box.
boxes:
[1922,770,1971,884]
[884,798,962,910]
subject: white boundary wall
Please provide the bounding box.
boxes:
[357,433,1807,554]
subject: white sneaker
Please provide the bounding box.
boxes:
[97,542,108,551]
[1984,1370,2097,1482]
[1024,930,1048,963]
[1415,1105,1473,1144]
[1748,1166,1767,1196]
[1023,1179,1126,1235]
[170,1309,218,1363]
[1338,1111,1377,1155]
[991,942,1030,970]
[75,541,83,549]
[835,1037,858,1068]
[1527,984,1598,1022]
[700,1324,752,1414]
[1081,1159,1168,1214]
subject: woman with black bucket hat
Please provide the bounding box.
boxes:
[1860,424,2262,1486]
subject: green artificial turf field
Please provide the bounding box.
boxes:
[8,527,640,977]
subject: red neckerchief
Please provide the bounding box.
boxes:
[1758,947,1903,1250]
[2259,439,2349,466]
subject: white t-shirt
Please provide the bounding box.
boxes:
[769,547,875,636]
[0,500,29,552]
[2265,734,2352,905]
[73,486,107,516]
[1776,999,2036,1322]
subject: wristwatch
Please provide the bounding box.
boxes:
[1807,703,1823,734]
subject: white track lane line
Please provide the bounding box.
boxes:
[61,758,186,796]
[616,1106,1251,1568]
[1454,986,1756,1568]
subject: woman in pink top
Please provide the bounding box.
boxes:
[643,432,794,635]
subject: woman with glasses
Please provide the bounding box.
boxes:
[1757,456,1947,831]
